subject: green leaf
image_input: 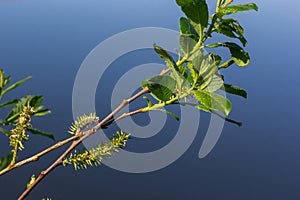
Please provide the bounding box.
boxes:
[205,74,224,92]
[210,53,223,66]
[206,42,250,66]
[0,99,19,108]
[5,95,49,123]
[0,69,4,89]
[153,44,179,72]
[27,127,55,140]
[177,64,189,80]
[141,78,149,88]
[156,109,180,121]
[194,89,232,116]
[176,0,209,30]
[153,44,183,86]
[1,76,31,97]
[218,3,258,16]
[187,62,198,83]
[188,48,204,71]
[180,35,197,57]
[29,95,44,108]
[224,84,247,98]
[194,104,211,113]
[0,127,10,136]
[215,18,247,46]
[147,75,176,101]
[33,109,51,117]
[0,153,13,171]
[179,17,199,41]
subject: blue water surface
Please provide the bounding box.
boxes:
[0,0,300,199]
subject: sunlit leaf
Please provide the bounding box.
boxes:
[218,3,258,16]
[1,76,31,97]
[194,89,232,116]
[33,109,51,117]
[205,74,224,92]
[206,42,250,66]
[215,18,247,46]
[180,35,197,57]
[147,75,176,101]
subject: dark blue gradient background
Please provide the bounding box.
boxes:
[0,0,300,199]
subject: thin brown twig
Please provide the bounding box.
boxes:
[103,108,145,127]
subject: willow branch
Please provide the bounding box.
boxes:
[18,87,150,200]
[0,135,79,176]
[19,65,179,199]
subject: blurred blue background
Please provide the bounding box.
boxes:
[0,0,300,199]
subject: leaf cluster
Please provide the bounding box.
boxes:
[141,0,257,122]
[0,69,52,170]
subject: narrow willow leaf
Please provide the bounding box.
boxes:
[0,99,19,108]
[27,127,55,140]
[0,127,10,136]
[1,76,31,97]
[218,3,258,16]
[206,42,250,66]
[0,69,4,89]
[147,75,176,101]
[223,84,247,98]
[194,90,232,116]
[33,109,51,117]
[29,96,44,108]
[176,0,209,30]
[0,153,13,171]
[5,95,50,123]
[156,109,180,121]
